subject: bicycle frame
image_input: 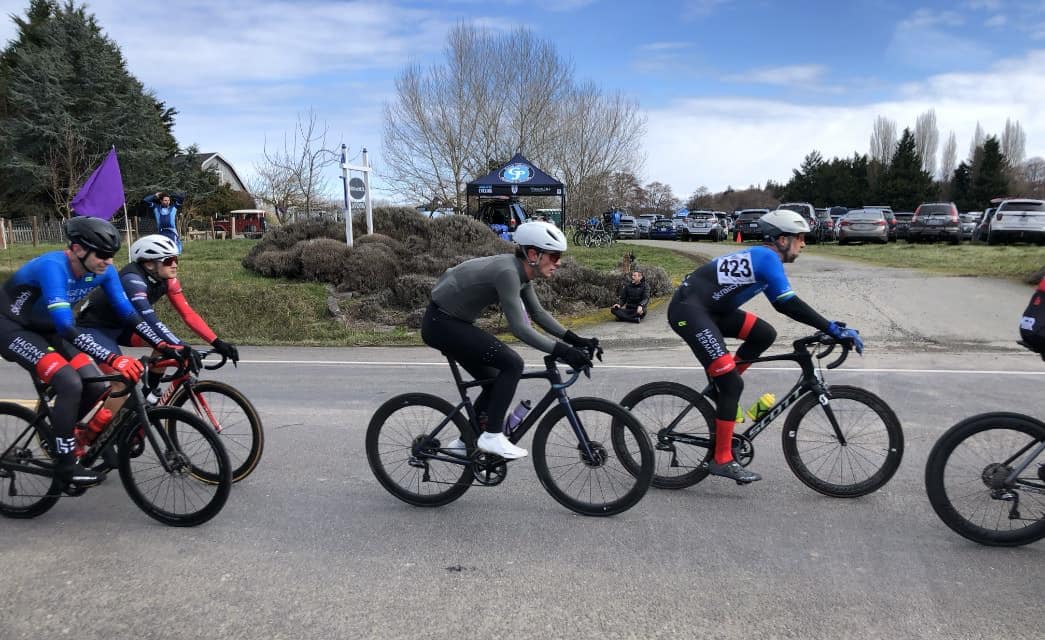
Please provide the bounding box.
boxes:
[151,350,228,433]
[418,355,595,465]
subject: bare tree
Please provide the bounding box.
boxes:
[250,162,301,224]
[914,109,939,177]
[968,121,984,161]
[869,116,897,167]
[1020,157,1045,199]
[256,109,337,220]
[1001,118,1026,170]
[641,181,678,214]
[939,130,957,181]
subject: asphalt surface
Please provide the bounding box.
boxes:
[1,244,1043,639]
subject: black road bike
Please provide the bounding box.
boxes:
[366,353,655,516]
[925,412,1045,546]
[0,357,232,526]
[619,333,904,497]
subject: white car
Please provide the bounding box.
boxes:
[988,198,1045,245]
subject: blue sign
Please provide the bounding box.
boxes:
[499,163,533,183]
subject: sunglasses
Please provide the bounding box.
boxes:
[544,251,563,262]
[93,249,114,260]
[159,256,178,266]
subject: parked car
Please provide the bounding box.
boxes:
[649,218,677,240]
[814,207,836,242]
[959,212,980,241]
[678,211,724,241]
[714,211,733,236]
[776,202,819,243]
[894,212,914,240]
[837,209,889,244]
[475,198,528,240]
[617,215,640,239]
[734,209,770,241]
[908,202,961,244]
[635,213,658,238]
[987,198,1045,245]
[973,207,996,242]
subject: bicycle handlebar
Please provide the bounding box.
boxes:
[798,333,852,369]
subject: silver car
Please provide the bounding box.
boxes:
[837,209,888,244]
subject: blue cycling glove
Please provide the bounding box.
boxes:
[827,321,864,355]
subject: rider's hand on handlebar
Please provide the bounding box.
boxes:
[827,321,864,355]
[210,338,239,363]
[553,342,593,371]
[107,354,145,383]
[563,331,602,362]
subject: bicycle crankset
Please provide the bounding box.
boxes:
[472,453,508,486]
[731,434,755,467]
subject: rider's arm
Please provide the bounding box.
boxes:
[520,283,567,339]
[497,273,558,353]
[38,266,121,363]
[773,295,831,333]
[98,267,167,348]
[121,271,184,345]
[165,277,218,344]
[755,248,831,332]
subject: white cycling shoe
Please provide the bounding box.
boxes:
[476,432,528,459]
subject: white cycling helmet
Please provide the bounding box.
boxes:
[513,221,568,252]
[131,234,180,262]
[760,210,811,238]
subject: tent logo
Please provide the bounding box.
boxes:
[499,163,533,183]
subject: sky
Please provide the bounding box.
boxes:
[2,0,1044,203]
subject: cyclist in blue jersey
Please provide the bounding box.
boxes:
[0,217,177,486]
[668,209,864,483]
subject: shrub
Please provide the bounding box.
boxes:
[389,273,436,309]
[245,243,305,278]
[429,215,511,257]
[638,266,672,297]
[340,243,399,294]
[354,207,430,243]
[357,233,407,256]
[300,238,352,284]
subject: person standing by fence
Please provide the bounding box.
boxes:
[143,191,183,250]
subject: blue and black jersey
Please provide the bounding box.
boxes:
[675,246,796,311]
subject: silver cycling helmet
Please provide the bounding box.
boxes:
[760,209,811,239]
[131,234,181,262]
[513,221,568,252]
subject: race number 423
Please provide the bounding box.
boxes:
[717,252,756,285]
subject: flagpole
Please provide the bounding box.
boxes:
[123,202,131,263]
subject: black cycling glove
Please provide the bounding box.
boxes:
[211,338,240,363]
[563,330,602,361]
[552,342,593,371]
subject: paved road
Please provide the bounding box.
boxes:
[1,247,1043,640]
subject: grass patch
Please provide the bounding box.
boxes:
[804,242,1044,283]
[569,243,706,284]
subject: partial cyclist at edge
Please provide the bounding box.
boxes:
[421,220,600,460]
[77,234,240,406]
[668,209,865,483]
[0,217,175,486]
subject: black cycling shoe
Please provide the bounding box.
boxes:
[91,447,119,472]
[708,460,762,484]
[56,461,106,487]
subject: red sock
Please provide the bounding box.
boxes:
[714,418,735,464]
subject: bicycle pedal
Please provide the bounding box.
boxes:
[735,479,754,486]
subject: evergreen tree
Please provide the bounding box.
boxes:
[950,162,972,211]
[878,128,936,210]
[969,136,1010,208]
[781,150,823,202]
[0,0,179,218]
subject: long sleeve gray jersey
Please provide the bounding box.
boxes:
[430,254,566,353]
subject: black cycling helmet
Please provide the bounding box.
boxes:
[65,216,121,254]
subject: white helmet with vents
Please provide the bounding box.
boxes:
[131,234,180,262]
[760,209,811,238]
[513,221,568,252]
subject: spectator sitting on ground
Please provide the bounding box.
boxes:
[612,269,650,323]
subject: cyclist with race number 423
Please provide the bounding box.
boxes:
[668,209,864,483]
[421,221,600,461]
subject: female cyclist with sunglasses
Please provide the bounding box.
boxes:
[0,217,171,486]
[78,234,240,398]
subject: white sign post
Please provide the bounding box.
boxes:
[340,143,373,247]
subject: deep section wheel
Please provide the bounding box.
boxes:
[168,380,264,482]
[0,403,60,519]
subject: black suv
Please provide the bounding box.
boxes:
[734,209,769,241]
[908,202,961,244]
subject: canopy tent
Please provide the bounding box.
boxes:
[466,153,566,225]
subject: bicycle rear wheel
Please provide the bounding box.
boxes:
[619,382,714,489]
[782,385,904,498]
[532,397,653,516]
[167,380,264,482]
[366,393,473,507]
[925,413,1045,546]
[119,406,232,527]
[0,403,60,519]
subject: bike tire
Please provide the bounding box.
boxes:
[0,402,60,519]
[531,397,653,516]
[925,412,1045,547]
[167,380,264,482]
[365,393,473,507]
[118,406,232,527]
[782,385,904,498]
[619,382,714,489]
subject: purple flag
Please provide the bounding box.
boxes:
[71,148,125,220]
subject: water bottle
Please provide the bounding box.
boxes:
[73,407,113,456]
[145,389,161,406]
[503,400,533,435]
[745,393,776,422]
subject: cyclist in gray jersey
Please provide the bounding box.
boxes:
[422,221,599,459]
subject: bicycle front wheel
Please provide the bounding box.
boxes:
[0,402,60,519]
[532,397,653,516]
[366,393,473,507]
[782,385,904,498]
[168,380,264,482]
[925,413,1045,547]
[619,382,714,489]
[119,407,232,527]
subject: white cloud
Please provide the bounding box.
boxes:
[643,50,1045,195]
[898,8,966,30]
[723,64,828,86]
[683,0,732,19]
